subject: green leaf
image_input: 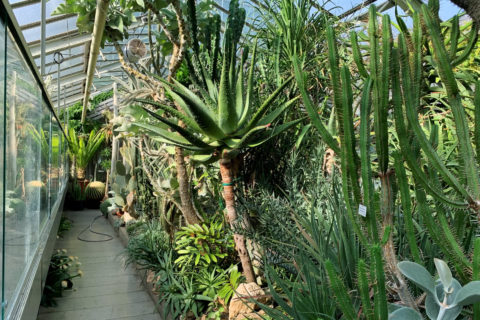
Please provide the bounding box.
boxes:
[258,96,299,126]
[389,307,423,320]
[246,118,304,148]
[165,79,224,139]
[238,39,258,126]
[454,281,480,306]
[292,54,340,154]
[114,195,125,207]
[116,161,126,176]
[133,99,202,132]
[141,106,214,150]
[325,260,356,320]
[242,75,294,134]
[398,261,436,297]
[434,258,453,290]
[218,42,236,133]
[426,279,462,319]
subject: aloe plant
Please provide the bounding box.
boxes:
[123,0,300,283]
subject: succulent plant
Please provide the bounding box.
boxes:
[112,161,136,215]
[85,181,106,201]
[100,198,117,216]
[397,259,480,320]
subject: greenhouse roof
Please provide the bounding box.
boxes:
[7,0,463,109]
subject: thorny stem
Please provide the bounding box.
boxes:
[380,169,418,311]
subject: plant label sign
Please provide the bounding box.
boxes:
[358,204,367,217]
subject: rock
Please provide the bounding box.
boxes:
[228,283,270,320]
[121,211,135,224]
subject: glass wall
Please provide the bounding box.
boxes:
[0,9,68,320]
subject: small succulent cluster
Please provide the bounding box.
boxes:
[41,249,83,307]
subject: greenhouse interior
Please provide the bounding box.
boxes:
[1,0,480,319]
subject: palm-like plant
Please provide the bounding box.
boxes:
[123,0,301,282]
[67,127,105,180]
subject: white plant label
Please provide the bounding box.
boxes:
[358,204,367,217]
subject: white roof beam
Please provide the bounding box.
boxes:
[30,33,91,59]
[58,62,121,87]
[21,13,76,30]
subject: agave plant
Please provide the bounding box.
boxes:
[67,127,105,180]
[122,0,301,283]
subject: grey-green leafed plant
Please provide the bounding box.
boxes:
[122,0,300,283]
[111,160,136,215]
[397,258,480,320]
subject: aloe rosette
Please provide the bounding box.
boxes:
[120,0,301,284]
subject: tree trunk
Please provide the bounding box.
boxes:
[76,167,86,181]
[380,170,418,311]
[175,147,201,225]
[219,156,256,283]
[449,0,480,22]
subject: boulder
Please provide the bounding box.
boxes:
[228,283,270,320]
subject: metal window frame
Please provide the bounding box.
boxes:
[1,0,66,137]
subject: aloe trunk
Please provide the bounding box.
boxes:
[76,167,86,181]
[219,154,256,283]
[174,147,201,225]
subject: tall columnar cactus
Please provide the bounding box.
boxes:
[391,0,480,284]
[295,5,416,308]
[296,0,480,315]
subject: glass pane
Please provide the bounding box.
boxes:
[50,122,60,206]
[0,13,5,320]
[3,25,44,317]
[41,102,50,226]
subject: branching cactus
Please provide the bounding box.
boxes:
[392,0,480,282]
[297,0,480,314]
[295,4,417,309]
[398,258,480,320]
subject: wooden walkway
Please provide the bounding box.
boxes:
[37,209,162,320]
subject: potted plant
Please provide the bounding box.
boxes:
[84,181,106,209]
[68,181,86,211]
[67,127,105,186]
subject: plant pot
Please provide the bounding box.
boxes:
[69,200,84,211]
[77,179,90,193]
[84,199,101,209]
